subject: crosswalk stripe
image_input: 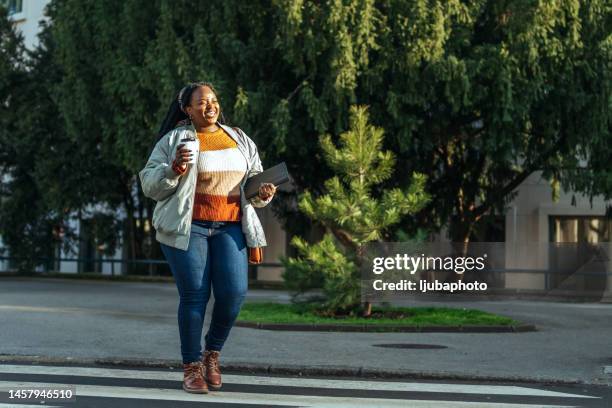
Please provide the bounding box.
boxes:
[0,405,62,408]
[0,365,595,399]
[0,381,579,408]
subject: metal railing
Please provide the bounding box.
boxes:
[0,256,283,278]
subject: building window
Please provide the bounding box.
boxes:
[550,216,610,243]
[548,216,610,291]
[0,0,23,16]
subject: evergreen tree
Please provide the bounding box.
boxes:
[272,0,611,242]
[0,6,55,272]
[0,7,123,271]
[0,5,25,165]
[283,106,429,315]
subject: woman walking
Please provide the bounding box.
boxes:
[139,82,276,394]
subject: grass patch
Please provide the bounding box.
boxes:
[238,302,518,326]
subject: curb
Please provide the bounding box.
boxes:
[0,275,606,301]
[235,321,537,333]
[0,354,585,386]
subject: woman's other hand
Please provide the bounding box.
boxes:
[258,183,276,200]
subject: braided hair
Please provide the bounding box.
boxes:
[156,81,227,140]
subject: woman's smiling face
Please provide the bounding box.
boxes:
[186,85,220,128]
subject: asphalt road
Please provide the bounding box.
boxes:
[0,277,611,387]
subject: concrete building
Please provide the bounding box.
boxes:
[503,172,611,293]
[2,0,47,50]
[432,170,611,294]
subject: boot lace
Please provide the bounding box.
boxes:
[184,362,202,380]
[204,351,220,372]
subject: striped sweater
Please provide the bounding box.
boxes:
[191,128,247,221]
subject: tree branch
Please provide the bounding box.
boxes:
[473,134,566,219]
[251,80,307,141]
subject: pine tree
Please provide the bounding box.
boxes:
[0,6,54,272]
[282,106,429,316]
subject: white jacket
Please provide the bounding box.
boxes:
[139,124,271,250]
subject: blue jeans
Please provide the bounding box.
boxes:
[160,220,248,364]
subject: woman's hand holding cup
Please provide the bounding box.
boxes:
[172,143,194,173]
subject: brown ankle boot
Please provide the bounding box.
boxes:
[182,361,208,394]
[202,350,222,390]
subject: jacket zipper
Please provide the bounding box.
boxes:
[183,127,198,245]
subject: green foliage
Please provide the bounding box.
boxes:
[282,106,430,313]
[377,0,611,240]
[0,8,58,271]
[0,6,127,270]
[268,0,612,241]
[283,234,359,311]
[0,6,25,163]
[0,0,609,271]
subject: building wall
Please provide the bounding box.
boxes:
[504,171,610,290]
[254,205,287,282]
[7,0,49,50]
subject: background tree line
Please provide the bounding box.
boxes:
[0,0,609,273]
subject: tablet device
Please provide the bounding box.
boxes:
[244,162,290,200]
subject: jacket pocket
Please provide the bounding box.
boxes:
[152,198,182,234]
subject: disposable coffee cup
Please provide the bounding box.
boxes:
[180,137,199,164]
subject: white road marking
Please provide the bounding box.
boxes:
[0,365,597,398]
[0,364,596,399]
[0,405,62,408]
[0,381,579,408]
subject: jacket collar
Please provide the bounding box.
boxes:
[219,124,242,146]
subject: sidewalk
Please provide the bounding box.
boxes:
[0,277,610,386]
